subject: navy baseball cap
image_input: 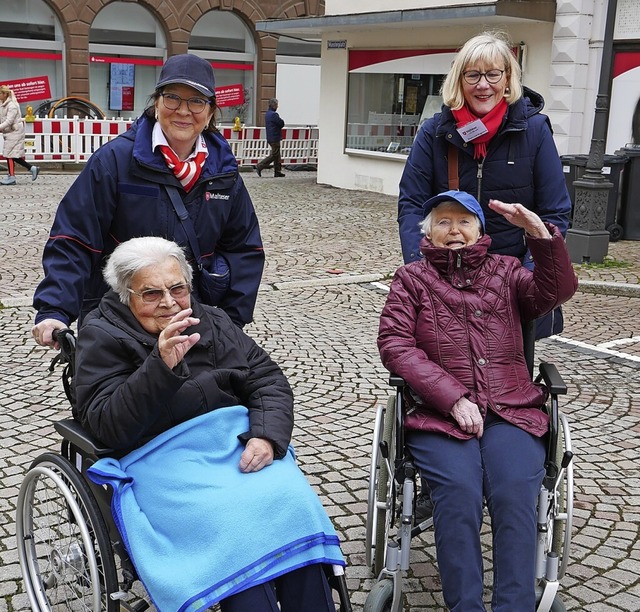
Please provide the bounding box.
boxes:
[156,54,216,97]
[423,190,486,231]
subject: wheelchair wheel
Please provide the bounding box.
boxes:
[16,452,119,611]
[365,396,397,576]
[363,578,394,612]
[551,413,574,579]
[535,585,567,612]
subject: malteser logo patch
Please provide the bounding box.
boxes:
[206,192,230,201]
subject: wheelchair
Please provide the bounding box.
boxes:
[16,329,352,611]
[364,323,574,612]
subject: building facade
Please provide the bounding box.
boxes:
[257,0,640,196]
[0,0,324,125]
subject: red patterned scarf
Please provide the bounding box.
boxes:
[452,98,508,160]
[158,143,208,192]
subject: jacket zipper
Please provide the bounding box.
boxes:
[476,158,485,202]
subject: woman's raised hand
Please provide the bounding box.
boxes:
[158,308,200,369]
[488,199,550,239]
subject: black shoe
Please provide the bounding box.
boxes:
[414,494,434,523]
[255,166,262,177]
[275,172,285,177]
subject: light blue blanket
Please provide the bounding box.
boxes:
[87,405,344,612]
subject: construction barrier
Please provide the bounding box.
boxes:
[2,118,318,167]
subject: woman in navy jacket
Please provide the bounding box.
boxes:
[32,54,264,348]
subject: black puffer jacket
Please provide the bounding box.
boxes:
[73,292,293,455]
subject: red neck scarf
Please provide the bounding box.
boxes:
[158,144,207,192]
[452,98,508,159]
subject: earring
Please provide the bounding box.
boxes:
[504,87,511,95]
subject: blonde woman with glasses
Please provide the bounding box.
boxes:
[398,31,571,340]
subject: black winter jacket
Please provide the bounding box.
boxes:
[73,292,293,455]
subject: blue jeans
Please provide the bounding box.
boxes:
[406,419,545,611]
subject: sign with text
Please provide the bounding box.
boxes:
[109,63,135,111]
[215,84,244,108]
[0,76,51,103]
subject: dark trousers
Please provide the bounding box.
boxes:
[257,142,282,174]
[7,158,34,175]
[219,563,335,612]
[406,420,545,612]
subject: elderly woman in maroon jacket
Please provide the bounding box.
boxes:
[378,190,577,611]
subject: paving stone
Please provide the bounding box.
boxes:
[1,171,639,610]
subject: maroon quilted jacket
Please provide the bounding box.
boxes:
[378,223,577,440]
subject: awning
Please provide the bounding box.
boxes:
[255,2,556,39]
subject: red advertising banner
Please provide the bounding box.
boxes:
[215,84,245,108]
[0,76,52,103]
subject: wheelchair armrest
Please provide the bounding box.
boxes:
[389,374,406,387]
[54,418,118,458]
[537,362,567,395]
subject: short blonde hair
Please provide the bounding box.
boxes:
[441,31,522,110]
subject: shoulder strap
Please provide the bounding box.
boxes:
[164,184,203,268]
[447,143,459,190]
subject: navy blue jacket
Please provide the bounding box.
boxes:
[265,108,284,143]
[398,88,571,267]
[33,115,264,327]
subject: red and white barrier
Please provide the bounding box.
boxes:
[12,118,318,167]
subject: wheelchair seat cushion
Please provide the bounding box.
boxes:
[87,405,344,612]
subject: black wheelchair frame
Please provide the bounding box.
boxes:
[364,324,574,612]
[16,329,352,611]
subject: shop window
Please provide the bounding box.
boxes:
[189,11,256,125]
[346,49,456,156]
[0,0,64,113]
[89,3,166,120]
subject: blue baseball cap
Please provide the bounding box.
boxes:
[156,54,216,98]
[423,190,486,231]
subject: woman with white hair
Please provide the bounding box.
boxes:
[74,235,343,612]
[0,85,39,185]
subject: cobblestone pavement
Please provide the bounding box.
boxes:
[1,171,639,611]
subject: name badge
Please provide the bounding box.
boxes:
[456,119,488,142]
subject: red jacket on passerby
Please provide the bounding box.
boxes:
[378,223,577,440]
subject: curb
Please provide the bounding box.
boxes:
[576,279,640,298]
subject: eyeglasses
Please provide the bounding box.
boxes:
[128,283,191,304]
[462,69,505,85]
[159,92,211,114]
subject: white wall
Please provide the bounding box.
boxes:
[276,63,321,126]
[325,0,483,15]
[316,22,555,196]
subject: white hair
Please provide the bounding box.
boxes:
[103,237,193,305]
[419,201,483,236]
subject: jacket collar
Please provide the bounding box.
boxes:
[419,234,492,279]
[436,86,544,140]
[128,115,239,181]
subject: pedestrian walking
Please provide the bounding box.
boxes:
[0,85,39,185]
[255,98,285,178]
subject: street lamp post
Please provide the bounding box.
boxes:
[566,0,618,263]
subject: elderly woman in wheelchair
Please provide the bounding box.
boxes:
[17,236,349,612]
[376,191,577,611]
